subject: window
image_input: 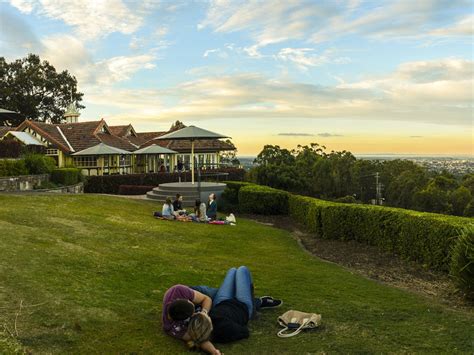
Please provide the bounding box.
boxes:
[120,155,131,166]
[73,156,97,167]
[46,149,58,155]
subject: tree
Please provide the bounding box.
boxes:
[0,54,84,125]
[449,186,472,216]
[219,140,240,166]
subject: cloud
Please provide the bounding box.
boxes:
[318,133,343,137]
[90,58,472,127]
[429,14,474,36]
[276,47,350,70]
[41,34,157,86]
[8,0,153,39]
[278,133,314,136]
[203,48,228,58]
[199,0,472,49]
[410,136,423,138]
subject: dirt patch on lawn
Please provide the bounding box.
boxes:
[243,214,472,311]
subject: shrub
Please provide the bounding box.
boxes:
[84,168,246,194]
[23,154,56,174]
[238,185,289,215]
[51,168,82,186]
[334,195,357,204]
[239,185,469,271]
[118,185,155,195]
[222,181,254,204]
[0,159,28,177]
[450,225,474,299]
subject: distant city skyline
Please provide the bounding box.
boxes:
[1,0,472,155]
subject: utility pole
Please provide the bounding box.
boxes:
[375,172,382,205]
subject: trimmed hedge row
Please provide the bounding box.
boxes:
[450,225,474,300]
[118,185,156,195]
[229,182,471,274]
[238,185,289,215]
[84,168,246,194]
[51,168,82,186]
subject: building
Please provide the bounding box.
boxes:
[0,105,235,176]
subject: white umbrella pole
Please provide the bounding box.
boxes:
[191,140,195,184]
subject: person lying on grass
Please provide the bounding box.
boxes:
[186,266,282,353]
[162,285,217,353]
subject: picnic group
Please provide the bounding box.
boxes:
[154,193,236,225]
[162,266,283,355]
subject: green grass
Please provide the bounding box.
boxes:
[0,194,473,354]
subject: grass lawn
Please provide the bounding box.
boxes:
[0,194,473,354]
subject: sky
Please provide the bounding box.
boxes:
[0,0,473,156]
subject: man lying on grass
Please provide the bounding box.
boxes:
[162,266,282,354]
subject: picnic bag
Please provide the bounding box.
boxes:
[277,310,321,338]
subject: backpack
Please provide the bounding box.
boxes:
[277,310,321,338]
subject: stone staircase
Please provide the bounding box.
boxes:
[146,182,227,207]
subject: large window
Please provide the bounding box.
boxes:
[120,155,131,166]
[73,156,97,167]
[46,148,58,156]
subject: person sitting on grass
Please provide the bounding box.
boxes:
[162,285,217,353]
[207,193,217,220]
[162,197,175,220]
[173,194,187,215]
[186,266,282,352]
[190,199,209,222]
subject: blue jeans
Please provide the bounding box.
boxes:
[191,266,261,318]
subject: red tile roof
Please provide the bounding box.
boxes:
[12,119,235,154]
[0,126,15,137]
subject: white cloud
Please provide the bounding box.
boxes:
[276,48,351,70]
[429,14,474,36]
[88,58,472,127]
[41,34,157,86]
[203,48,228,58]
[9,0,151,39]
[199,0,472,48]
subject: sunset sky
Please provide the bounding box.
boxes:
[1,0,472,155]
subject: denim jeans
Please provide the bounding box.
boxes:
[190,266,261,318]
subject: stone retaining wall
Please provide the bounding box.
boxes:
[0,174,49,192]
[23,182,84,194]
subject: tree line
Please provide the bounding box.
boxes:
[247,144,474,217]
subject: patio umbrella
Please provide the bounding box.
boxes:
[72,143,131,155]
[0,108,24,126]
[156,126,229,184]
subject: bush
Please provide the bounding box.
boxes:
[236,185,469,271]
[23,154,55,174]
[450,225,474,299]
[222,181,254,204]
[118,185,155,195]
[84,168,246,194]
[0,159,28,177]
[334,195,357,204]
[238,185,289,215]
[51,168,82,186]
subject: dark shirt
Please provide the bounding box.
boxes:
[207,200,217,219]
[209,299,249,343]
[173,200,182,211]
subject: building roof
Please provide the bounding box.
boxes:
[6,131,44,146]
[0,126,15,137]
[12,119,236,155]
[72,143,131,156]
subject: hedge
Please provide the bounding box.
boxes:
[51,168,82,186]
[118,185,156,195]
[238,184,289,215]
[234,182,471,273]
[84,168,246,194]
[0,159,28,177]
[450,225,474,299]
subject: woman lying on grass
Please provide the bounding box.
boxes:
[186,266,282,353]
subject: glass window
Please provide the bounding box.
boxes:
[73,156,97,167]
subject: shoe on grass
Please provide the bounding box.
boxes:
[259,296,282,309]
